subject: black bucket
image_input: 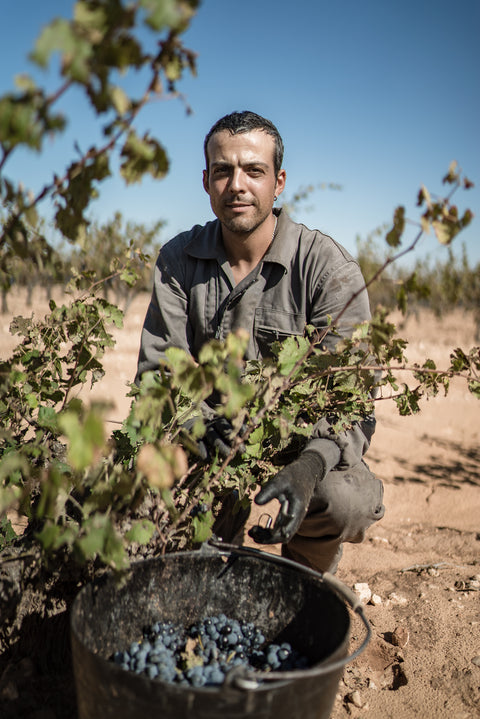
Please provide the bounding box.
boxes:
[70,542,370,719]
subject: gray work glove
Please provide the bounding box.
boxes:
[182,416,246,461]
[248,451,326,544]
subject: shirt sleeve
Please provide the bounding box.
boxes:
[135,248,192,384]
[305,257,376,470]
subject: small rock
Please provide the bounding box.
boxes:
[472,656,480,667]
[368,678,378,690]
[391,625,410,648]
[427,567,439,577]
[371,535,389,544]
[353,582,372,604]
[370,593,382,606]
[388,592,408,606]
[347,690,363,707]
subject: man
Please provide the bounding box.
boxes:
[136,111,384,573]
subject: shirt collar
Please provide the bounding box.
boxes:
[184,209,298,271]
[262,208,298,271]
[184,219,226,261]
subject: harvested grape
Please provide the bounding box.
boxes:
[111,614,309,686]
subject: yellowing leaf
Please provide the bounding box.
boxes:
[420,215,430,234]
[110,86,130,116]
[432,220,453,245]
[136,444,187,489]
[14,74,36,92]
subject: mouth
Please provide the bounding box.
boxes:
[226,202,251,211]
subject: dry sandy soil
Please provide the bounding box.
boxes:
[1,289,479,719]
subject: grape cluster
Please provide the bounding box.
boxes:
[111,614,309,687]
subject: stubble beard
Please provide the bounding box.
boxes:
[220,203,272,238]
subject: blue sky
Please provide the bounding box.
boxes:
[1,0,479,266]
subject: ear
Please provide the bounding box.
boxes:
[202,169,210,194]
[275,169,286,198]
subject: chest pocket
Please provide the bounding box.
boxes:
[254,307,306,358]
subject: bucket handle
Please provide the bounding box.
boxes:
[206,538,372,688]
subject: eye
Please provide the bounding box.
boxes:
[212,165,230,177]
[247,167,264,177]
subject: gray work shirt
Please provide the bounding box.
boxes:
[137,209,375,470]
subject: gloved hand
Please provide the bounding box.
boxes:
[182,416,246,461]
[248,451,326,544]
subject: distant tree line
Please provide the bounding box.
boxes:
[356,232,480,336]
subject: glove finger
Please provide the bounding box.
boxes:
[276,515,303,543]
[204,425,231,457]
[211,417,234,441]
[216,416,247,446]
[236,439,246,455]
[254,481,287,506]
[248,525,278,545]
[179,429,209,461]
[205,425,246,458]
[248,515,296,544]
[263,493,307,543]
[212,438,232,458]
[273,508,299,542]
[220,419,246,455]
[251,489,296,543]
[276,495,309,541]
[194,439,209,462]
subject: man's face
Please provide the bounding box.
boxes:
[203,129,285,235]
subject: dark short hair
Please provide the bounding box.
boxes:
[204,111,284,176]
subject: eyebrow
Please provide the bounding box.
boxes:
[210,160,270,170]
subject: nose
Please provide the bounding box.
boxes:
[228,168,246,194]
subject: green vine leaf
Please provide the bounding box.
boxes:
[191,511,213,544]
[386,205,405,247]
[59,406,106,472]
[275,334,311,375]
[125,519,156,545]
[76,514,127,568]
[120,132,169,184]
[140,0,198,32]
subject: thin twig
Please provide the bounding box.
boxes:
[400,561,476,573]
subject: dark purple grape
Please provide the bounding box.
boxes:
[110,614,309,686]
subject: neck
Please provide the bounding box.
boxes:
[222,212,277,265]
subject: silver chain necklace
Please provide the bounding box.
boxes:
[271,216,278,243]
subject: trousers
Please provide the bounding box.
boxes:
[283,460,385,573]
